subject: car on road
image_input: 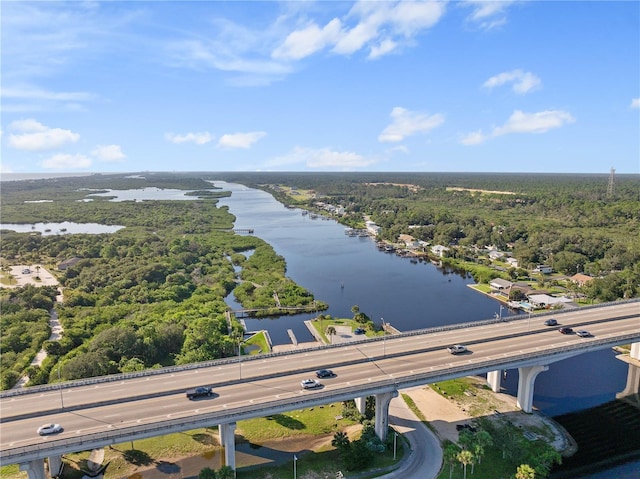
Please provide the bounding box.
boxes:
[316,369,336,378]
[301,379,322,389]
[576,330,592,337]
[447,344,468,355]
[559,327,574,334]
[544,319,558,326]
[37,424,63,436]
[354,328,365,335]
[186,386,213,400]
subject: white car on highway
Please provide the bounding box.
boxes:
[37,424,63,436]
[447,344,468,355]
[300,379,322,389]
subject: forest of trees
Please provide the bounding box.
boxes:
[244,172,640,302]
[0,173,322,389]
[0,172,638,389]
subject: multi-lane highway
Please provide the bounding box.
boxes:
[1,300,638,464]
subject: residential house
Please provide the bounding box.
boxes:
[431,245,449,257]
[490,278,513,297]
[532,265,553,274]
[505,257,519,268]
[58,257,81,271]
[570,273,593,286]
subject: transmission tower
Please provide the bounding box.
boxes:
[607,167,615,198]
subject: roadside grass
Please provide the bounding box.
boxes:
[243,331,270,354]
[311,317,382,343]
[236,404,354,442]
[0,273,17,286]
[431,379,501,417]
[237,440,402,479]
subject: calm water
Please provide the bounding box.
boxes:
[213,182,632,415]
[0,221,124,235]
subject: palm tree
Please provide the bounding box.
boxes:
[515,464,536,479]
[442,440,460,479]
[326,326,336,344]
[474,430,492,465]
[457,450,473,479]
[216,465,235,479]
[351,305,360,317]
[331,431,350,452]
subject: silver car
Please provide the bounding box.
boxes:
[447,344,468,355]
[300,379,322,389]
[37,423,63,436]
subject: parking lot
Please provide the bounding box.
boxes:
[5,265,60,288]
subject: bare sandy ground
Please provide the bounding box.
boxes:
[4,264,60,289]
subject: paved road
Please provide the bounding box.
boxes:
[2,301,638,462]
[383,392,443,479]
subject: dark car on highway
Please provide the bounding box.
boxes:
[544,319,558,326]
[186,386,213,399]
[316,369,336,378]
[559,327,574,334]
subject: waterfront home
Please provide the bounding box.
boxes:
[527,293,576,309]
[490,278,513,297]
[431,244,449,257]
[570,273,593,286]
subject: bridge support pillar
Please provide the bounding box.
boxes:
[486,370,501,392]
[354,396,366,415]
[219,422,237,471]
[617,362,640,401]
[630,342,640,361]
[20,460,46,479]
[374,391,398,442]
[47,455,63,478]
[517,365,548,413]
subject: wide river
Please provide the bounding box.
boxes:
[213,182,633,416]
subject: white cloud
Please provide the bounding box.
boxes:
[461,130,487,145]
[462,110,575,146]
[8,119,80,151]
[9,119,48,132]
[217,131,267,149]
[492,110,575,136]
[269,146,376,170]
[631,98,640,109]
[165,132,213,145]
[272,19,342,61]
[1,86,96,112]
[92,144,125,162]
[2,86,94,102]
[483,69,541,94]
[463,0,516,30]
[378,107,444,143]
[42,153,92,169]
[369,39,397,59]
[273,1,445,61]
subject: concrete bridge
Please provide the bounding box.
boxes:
[1,300,638,478]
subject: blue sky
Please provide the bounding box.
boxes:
[1,1,639,174]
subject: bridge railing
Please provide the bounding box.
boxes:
[1,298,637,399]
